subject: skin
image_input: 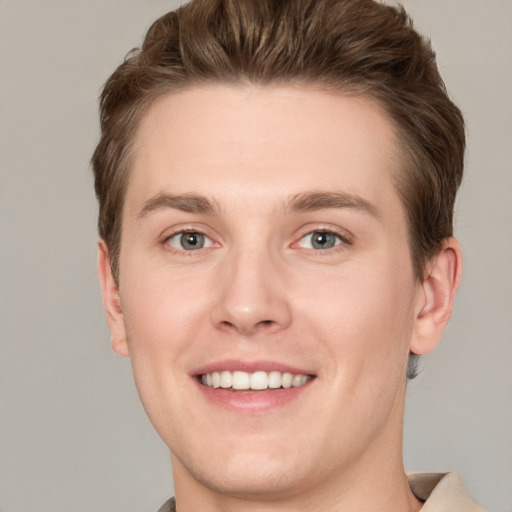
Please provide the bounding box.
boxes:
[98,84,462,511]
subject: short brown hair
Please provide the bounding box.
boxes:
[92,0,465,376]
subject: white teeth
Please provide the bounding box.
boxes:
[200,370,311,390]
[282,372,293,389]
[220,370,232,388]
[292,374,303,387]
[268,371,282,389]
[250,371,268,390]
[232,371,250,390]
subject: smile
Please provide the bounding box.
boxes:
[200,370,312,391]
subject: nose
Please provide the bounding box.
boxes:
[211,248,292,337]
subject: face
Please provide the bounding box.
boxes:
[102,84,439,500]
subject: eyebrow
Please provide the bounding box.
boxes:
[137,190,381,220]
[138,193,219,219]
[286,191,381,219]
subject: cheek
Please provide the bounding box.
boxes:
[297,256,417,377]
[121,269,208,355]
[118,269,207,435]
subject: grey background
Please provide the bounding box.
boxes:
[0,0,510,511]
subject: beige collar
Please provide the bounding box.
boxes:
[408,472,486,511]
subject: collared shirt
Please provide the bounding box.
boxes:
[157,472,486,511]
[409,473,486,511]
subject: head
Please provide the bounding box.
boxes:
[93,0,464,505]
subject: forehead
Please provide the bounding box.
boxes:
[127,84,402,214]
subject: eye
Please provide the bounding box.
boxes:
[166,231,214,251]
[296,231,344,250]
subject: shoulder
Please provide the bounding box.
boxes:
[408,472,487,511]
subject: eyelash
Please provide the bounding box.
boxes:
[292,227,352,254]
[161,226,352,255]
[162,228,217,255]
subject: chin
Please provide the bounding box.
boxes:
[173,441,314,500]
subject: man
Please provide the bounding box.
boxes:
[92,0,485,510]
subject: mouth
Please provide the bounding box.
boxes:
[198,370,313,392]
[192,361,316,411]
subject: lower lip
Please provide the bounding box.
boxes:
[194,379,313,413]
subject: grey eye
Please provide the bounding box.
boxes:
[167,232,212,251]
[298,231,342,250]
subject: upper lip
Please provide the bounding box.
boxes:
[191,359,316,377]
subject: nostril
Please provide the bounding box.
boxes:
[219,320,236,330]
[216,318,276,335]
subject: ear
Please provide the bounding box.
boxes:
[410,238,463,355]
[97,240,130,357]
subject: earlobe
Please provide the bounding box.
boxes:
[97,240,130,357]
[410,238,462,356]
